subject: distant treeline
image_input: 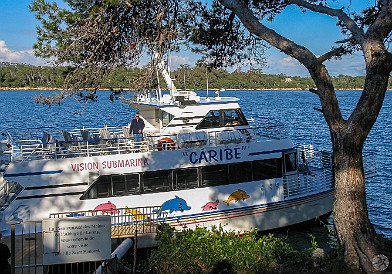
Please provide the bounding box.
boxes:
[0,63,385,90]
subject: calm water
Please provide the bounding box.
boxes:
[0,89,391,241]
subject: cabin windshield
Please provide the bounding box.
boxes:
[161,110,174,127]
[196,109,248,129]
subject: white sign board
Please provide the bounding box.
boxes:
[42,215,111,265]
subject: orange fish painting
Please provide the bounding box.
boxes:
[125,207,145,220]
[224,189,250,205]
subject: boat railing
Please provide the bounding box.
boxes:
[283,168,334,199]
[283,145,334,199]
[50,205,165,237]
[5,123,291,162]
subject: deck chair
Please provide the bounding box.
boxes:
[62,130,81,151]
[40,132,57,157]
[99,129,111,139]
[99,128,115,146]
[81,129,93,141]
[63,130,75,142]
[41,132,50,144]
[122,126,131,138]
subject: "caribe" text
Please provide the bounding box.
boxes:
[189,148,242,164]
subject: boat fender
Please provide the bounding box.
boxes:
[240,129,252,142]
[157,137,175,151]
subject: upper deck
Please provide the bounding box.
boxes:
[0,89,292,164]
[0,119,290,163]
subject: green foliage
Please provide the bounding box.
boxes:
[142,225,288,273]
[138,225,347,274]
[0,63,73,88]
[2,63,388,91]
[188,0,266,68]
[308,234,318,251]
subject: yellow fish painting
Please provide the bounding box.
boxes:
[224,189,250,205]
[125,207,145,220]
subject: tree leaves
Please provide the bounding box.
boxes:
[187,0,267,68]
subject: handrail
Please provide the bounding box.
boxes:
[6,125,289,162]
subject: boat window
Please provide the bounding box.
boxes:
[223,109,248,126]
[86,175,111,199]
[125,174,140,195]
[197,109,248,129]
[197,110,221,129]
[201,164,228,186]
[284,152,297,173]
[142,170,170,193]
[228,162,253,183]
[81,157,284,200]
[112,175,126,196]
[161,110,174,127]
[253,158,282,180]
[112,174,140,196]
[173,168,198,190]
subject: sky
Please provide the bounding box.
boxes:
[0,0,371,77]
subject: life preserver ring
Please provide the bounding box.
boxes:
[157,137,176,151]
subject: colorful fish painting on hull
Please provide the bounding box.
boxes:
[125,207,146,220]
[93,201,119,215]
[201,200,219,211]
[154,196,191,216]
[224,189,250,205]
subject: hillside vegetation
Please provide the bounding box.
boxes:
[0,63,382,90]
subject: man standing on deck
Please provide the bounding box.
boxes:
[129,112,145,150]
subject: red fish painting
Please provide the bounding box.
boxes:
[201,200,219,211]
[93,201,119,215]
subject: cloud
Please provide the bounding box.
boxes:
[168,55,196,69]
[263,55,310,77]
[263,49,366,77]
[325,55,365,76]
[0,40,48,65]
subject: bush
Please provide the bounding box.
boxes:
[139,224,346,274]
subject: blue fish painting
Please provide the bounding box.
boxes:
[154,196,191,216]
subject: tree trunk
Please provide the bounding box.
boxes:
[217,0,392,272]
[331,70,392,273]
[332,134,375,272]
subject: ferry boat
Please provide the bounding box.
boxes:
[0,64,334,235]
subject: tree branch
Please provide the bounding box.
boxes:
[218,0,344,124]
[317,46,346,63]
[288,0,365,45]
[309,88,319,95]
[335,37,354,44]
[367,0,392,41]
[218,0,317,68]
[313,107,323,114]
